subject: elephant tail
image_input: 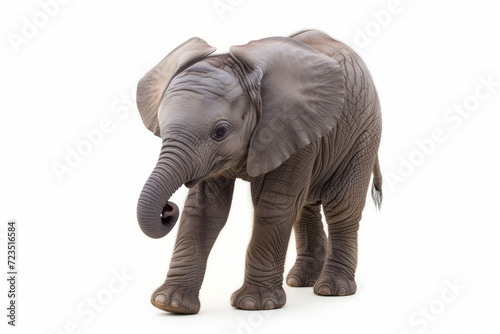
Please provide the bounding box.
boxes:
[371,155,383,210]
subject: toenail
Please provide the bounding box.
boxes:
[170,298,180,307]
[337,287,347,296]
[263,300,276,309]
[318,285,332,295]
[240,297,257,309]
[155,294,167,305]
[287,277,299,287]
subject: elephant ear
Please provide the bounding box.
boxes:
[137,37,216,137]
[230,37,345,177]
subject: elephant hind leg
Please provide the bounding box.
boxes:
[315,200,361,296]
[315,133,377,296]
[286,203,327,287]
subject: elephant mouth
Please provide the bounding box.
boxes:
[185,161,235,189]
[185,178,201,189]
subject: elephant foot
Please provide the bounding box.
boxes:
[286,257,324,287]
[313,270,357,296]
[151,282,200,314]
[230,283,286,310]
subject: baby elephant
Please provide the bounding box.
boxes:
[136,30,382,314]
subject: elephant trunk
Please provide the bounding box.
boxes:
[137,145,191,239]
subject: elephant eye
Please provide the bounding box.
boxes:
[211,121,229,141]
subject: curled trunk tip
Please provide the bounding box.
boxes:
[137,164,183,239]
[137,199,180,239]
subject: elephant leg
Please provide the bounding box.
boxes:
[151,175,235,314]
[231,156,312,310]
[315,133,377,296]
[230,199,297,310]
[286,203,327,287]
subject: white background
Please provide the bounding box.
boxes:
[1,0,499,333]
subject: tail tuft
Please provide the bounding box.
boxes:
[371,183,383,211]
[372,155,383,210]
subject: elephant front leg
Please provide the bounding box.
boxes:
[152,176,235,314]
[231,180,304,310]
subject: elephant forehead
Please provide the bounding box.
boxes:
[158,93,222,130]
[165,61,243,103]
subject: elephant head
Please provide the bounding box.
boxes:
[136,36,344,239]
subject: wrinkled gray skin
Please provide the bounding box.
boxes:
[136,30,382,314]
